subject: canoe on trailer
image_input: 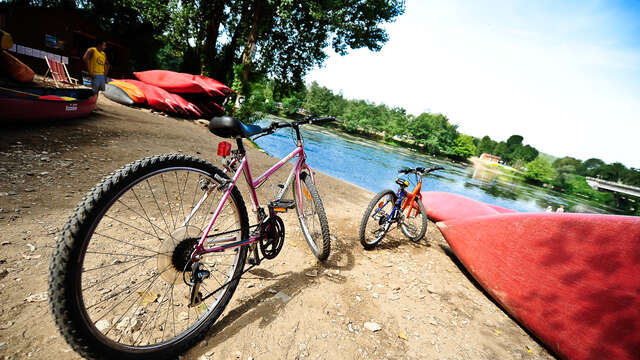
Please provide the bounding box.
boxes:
[426,192,640,360]
[0,84,96,121]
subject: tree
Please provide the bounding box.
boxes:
[132,0,405,91]
[407,113,458,155]
[524,157,556,184]
[512,144,539,163]
[582,158,605,176]
[493,142,509,161]
[506,135,523,150]
[451,134,477,159]
[476,135,497,156]
[552,156,582,169]
[593,162,627,182]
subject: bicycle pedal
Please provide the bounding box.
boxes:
[248,256,259,265]
[268,199,295,213]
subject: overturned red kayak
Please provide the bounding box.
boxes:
[428,192,640,360]
[119,79,178,114]
[167,92,202,117]
[421,191,516,222]
[134,70,228,96]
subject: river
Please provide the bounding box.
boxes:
[253,117,616,214]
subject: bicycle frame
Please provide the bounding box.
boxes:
[189,138,315,260]
[372,177,424,224]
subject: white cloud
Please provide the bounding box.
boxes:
[306,0,640,168]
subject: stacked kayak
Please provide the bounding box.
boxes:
[422,192,640,360]
[104,70,232,118]
[0,84,97,121]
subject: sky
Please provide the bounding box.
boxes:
[306,0,640,168]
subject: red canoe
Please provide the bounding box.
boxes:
[0,93,97,121]
[134,70,227,96]
[428,192,640,360]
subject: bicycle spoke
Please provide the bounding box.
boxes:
[131,187,168,242]
[82,255,160,292]
[102,212,167,245]
[146,179,173,236]
[160,173,177,231]
[93,231,163,255]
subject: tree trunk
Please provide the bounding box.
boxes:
[240,0,265,88]
[216,0,252,83]
[202,0,227,76]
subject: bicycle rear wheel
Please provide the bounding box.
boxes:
[49,154,249,360]
[294,172,331,261]
[359,190,397,250]
[400,196,428,242]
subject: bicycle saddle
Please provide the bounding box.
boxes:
[208,116,263,138]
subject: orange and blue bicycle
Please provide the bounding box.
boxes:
[359,166,443,249]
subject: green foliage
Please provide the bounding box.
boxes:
[524,157,556,184]
[582,158,605,174]
[126,0,405,91]
[233,76,278,122]
[407,113,458,155]
[493,142,509,159]
[476,135,497,156]
[155,43,183,71]
[281,94,304,116]
[451,134,477,159]
[512,144,539,163]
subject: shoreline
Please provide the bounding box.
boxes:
[0,97,554,360]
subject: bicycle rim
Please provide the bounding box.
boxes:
[295,173,329,259]
[362,191,396,246]
[76,166,244,352]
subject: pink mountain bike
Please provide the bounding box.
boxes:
[49,115,335,359]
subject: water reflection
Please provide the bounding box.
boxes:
[253,117,617,214]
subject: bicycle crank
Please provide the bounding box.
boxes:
[259,215,285,259]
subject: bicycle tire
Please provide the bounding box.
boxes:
[400,196,428,242]
[359,190,397,250]
[294,172,331,261]
[49,154,249,360]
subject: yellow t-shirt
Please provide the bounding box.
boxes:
[88,47,106,75]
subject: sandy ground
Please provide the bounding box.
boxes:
[0,98,555,359]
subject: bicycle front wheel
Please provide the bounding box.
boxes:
[400,196,428,242]
[294,172,331,261]
[359,189,397,250]
[49,154,249,360]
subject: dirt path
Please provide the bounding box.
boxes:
[0,98,555,360]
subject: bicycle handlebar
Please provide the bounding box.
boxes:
[258,116,337,136]
[398,166,444,175]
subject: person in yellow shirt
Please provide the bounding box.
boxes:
[82,39,109,94]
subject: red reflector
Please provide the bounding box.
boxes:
[217,141,231,157]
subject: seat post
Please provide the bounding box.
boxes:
[235,137,246,154]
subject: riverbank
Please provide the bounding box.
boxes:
[469,157,523,181]
[0,97,553,359]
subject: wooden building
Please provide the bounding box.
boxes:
[479,153,501,163]
[0,6,129,80]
